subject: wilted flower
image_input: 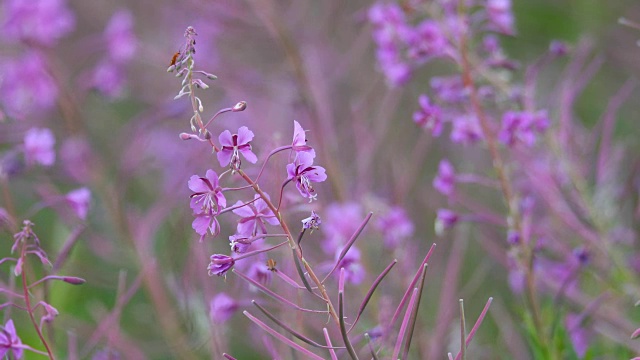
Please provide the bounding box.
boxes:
[207,254,235,276]
[301,211,322,231]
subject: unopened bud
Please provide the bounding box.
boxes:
[63,276,86,285]
[204,130,211,139]
[232,101,247,112]
[206,73,218,80]
[179,133,193,140]
[167,65,176,73]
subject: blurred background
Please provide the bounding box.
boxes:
[2,0,640,359]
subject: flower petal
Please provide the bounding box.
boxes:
[239,147,258,164]
[218,130,233,147]
[217,149,232,167]
[236,126,254,145]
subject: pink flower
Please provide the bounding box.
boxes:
[192,212,221,242]
[90,60,126,99]
[413,94,442,136]
[24,128,55,167]
[217,126,258,169]
[1,52,58,119]
[0,319,23,359]
[433,159,455,197]
[291,121,316,158]
[207,254,235,276]
[104,10,137,63]
[450,115,483,144]
[333,246,365,285]
[189,169,226,215]
[376,206,414,248]
[231,194,279,237]
[3,0,75,47]
[286,152,327,201]
[65,187,91,220]
[209,293,238,323]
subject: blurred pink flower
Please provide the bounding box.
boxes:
[413,94,442,136]
[104,10,137,63]
[65,187,91,220]
[0,52,58,119]
[90,60,126,99]
[433,159,455,197]
[209,293,238,323]
[24,127,55,167]
[0,319,23,359]
[3,0,75,46]
[376,206,414,248]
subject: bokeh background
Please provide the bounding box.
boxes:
[2,0,640,359]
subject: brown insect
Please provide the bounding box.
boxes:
[169,51,180,66]
[266,259,277,272]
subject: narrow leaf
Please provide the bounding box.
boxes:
[243,311,324,360]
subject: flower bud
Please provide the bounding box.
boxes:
[232,101,247,112]
[179,132,193,140]
[63,276,86,285]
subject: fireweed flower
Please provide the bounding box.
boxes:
[0,52,58,119]
[207,254,235,276]
[209,293,239,323]
[189,169,226,215]
[435,208,458,236]
[2,0,75,46]
[90,60,126,98]
[104,10,137,63]
[65,187,91,220]
[565,313,592,358]
[217,126,258,169]
[404,20,447,62]
[433,159,456,197]
[301,210,321,231]
[229,234,252,254]
[498,110,549,147]
[231,194,279,237]
[286,152,327,202]
[0,319,23,359]
[376,206,414,248]
[291,120,316,159]
[413,94,442,136]
[333,246,365,285]
[430,76,468,103]
[24,127,55,167]
[321,202,363,254]
[450,114,483,144]
[368,2,412,86]
[192,212,221,241]
[486,0,515,35]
